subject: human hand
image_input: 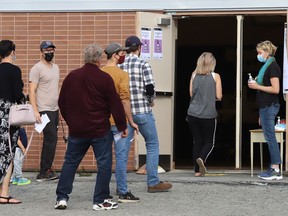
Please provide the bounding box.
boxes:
[34,111,42,124]
[121,128,128,138]
[59,115,65,121]
[130,122,139,134]
[248,81,259,90]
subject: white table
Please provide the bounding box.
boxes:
[250,129,284,177]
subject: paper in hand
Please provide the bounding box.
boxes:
[35,114,50,133]
[114,132,122,142]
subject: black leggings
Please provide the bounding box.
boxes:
[187,115,217,173]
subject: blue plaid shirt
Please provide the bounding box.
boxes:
[119,53,156,115]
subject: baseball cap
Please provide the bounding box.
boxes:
[40,41,56,50]
[125,36,143,47]
[104,42,129,55]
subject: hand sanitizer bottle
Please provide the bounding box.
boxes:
[248,73,256,83]
[277,116,281,125]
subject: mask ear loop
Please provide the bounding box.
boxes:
[60,118,68,144]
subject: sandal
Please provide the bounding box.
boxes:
[0,196,22,204]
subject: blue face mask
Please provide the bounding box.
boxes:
[257,54,267,63]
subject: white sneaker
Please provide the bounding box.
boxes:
[93,199,118,210]
[55,200,67,210]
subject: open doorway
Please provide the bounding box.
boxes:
[174,15,286,169]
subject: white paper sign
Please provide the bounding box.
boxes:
[283,24,288,94]
[141,28,151,60]
[153,28,163,60]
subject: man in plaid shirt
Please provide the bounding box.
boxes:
[119,35,172,193]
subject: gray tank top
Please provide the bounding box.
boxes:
[187,73,218,119]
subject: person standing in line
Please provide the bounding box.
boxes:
[0,40,24,204]
[102,42,140,203]
[119,35,172,193]
[248,40,282,180]
[55,44,128,211]
[10,126,31,186]
[29,41,59,182]
[186,52,222,177]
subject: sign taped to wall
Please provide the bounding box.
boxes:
[283,23,288,94]
[141,28,151,60]
[153,28,163,60]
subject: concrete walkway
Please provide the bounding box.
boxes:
[2,169,288,216]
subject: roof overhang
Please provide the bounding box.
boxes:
[0,0,287,13]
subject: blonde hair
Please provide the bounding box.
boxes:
[194,52,216,75]
[256,40,277,56]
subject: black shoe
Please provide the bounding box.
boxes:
[37,169,59,182]
[107,194,113,200]
[118,191,140,203]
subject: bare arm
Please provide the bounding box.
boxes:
[29,82,41,123]
[215,73,223,101]
[189,72,195,97]
[248,77,280,94]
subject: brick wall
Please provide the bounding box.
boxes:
[0,12,137,172]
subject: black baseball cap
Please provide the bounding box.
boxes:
[125,36,143,47]
[40,41,56,50]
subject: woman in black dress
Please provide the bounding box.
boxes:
[0,40,25,204]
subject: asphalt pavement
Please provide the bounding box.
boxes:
[2,169,288,216]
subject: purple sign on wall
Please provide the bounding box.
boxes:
[142,39,150,53]
[154,39,162,53]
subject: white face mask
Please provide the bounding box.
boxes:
[12,51,16,62]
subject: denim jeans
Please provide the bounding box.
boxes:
[259,103,281,165]
[133,111,159,186]
[56,131,113,204]
[40,110,59,174]
[12,147,24,179]
[111,124,134,195]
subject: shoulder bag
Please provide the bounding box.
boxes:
[8,102,36,157]
[9,103,36,126]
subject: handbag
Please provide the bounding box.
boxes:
[8,102,36,158]
[9,103,36,126]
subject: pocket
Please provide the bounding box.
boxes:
[271,103,280,115]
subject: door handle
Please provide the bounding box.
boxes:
[156,91,173,96]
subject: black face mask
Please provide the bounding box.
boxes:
[44,53,54,62]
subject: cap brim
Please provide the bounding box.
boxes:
[42,45,56,49]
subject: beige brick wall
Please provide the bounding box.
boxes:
[0,12,137,172]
